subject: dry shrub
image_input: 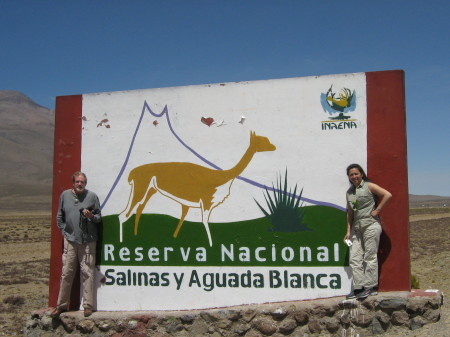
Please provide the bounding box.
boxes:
[3,295,25,306]
[411,274,420,289]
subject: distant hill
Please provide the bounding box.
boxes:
[0,90,54,211]
[409,194,450,208]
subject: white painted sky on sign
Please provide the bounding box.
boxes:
[1,1,449,196]
[81,74,367,219]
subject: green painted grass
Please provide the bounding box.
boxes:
[99,205,348,267]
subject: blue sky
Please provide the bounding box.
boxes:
[1,1,449,196]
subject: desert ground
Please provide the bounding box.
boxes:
[0,209,449,336]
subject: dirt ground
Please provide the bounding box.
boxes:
[0,211,448,336]
[0,212,51,336]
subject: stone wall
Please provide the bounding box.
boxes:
[26,290,443,336]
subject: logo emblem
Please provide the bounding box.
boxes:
[320,86,357,130]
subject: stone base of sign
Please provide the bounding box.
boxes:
[26,290,442,337]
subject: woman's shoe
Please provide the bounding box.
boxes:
[357,287,378,299]
[346,288,363,299]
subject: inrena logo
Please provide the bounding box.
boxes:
[320,85,357,131]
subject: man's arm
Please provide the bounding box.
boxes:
[83,193,102,223]
[56,193,65,230]
[91,194,102,223]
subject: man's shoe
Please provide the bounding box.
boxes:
[84,308,93,317]
[357,287,378,299]
[49,307,65,318]
[346,288,363,299]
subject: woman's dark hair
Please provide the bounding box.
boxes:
[346,163,369,181]
[346,164,378,205]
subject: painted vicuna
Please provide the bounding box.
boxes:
[118,131,276,246]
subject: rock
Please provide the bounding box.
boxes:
[406,294,442,315]
[216,309,241,321]
[278,318,297,334]
[310,304,327,318]
[308,320,322,334]
[323,317,340,333]
[429,295,443,309]
[26,318,39,329]
[391,310,409,326]
[76,319,95,333]
[374,311,391,330]
[150,333,172,337]
[234,323,251,335]
[245,330,265,337]
[351,307,375,328]
[293,310,309,325]
[200,311,218,322]
[179,315,195,324]
[326,302,340,316]
[410,316,426,330]
[270,307,288,320]
[406,297,426,315]
[128,319,138,329]
[242,309,257,322]
[311,302,339,318]
[339,299,358,310]
[115,319,127,332]
[361,297,377,310]
[378,298,407,311]
[139,315,154,324]
[130,314,153,324]
[165,320,184,334]
[339,311,351,325]
[96,319,114,331]
[371,317,385,335]
[214,319,232,330]
[59,315,76,332]
[424,308,440,322]
[39,315,57,331]
[342,327,359,337]
[21,291,444,337]
[292,325,312,336]
[188,319,209,335]
[252,317,277,335]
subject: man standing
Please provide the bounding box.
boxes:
[50,171,101,318]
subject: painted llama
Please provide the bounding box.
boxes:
[118,131,276,246]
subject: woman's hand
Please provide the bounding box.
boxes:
[371,209,380,217]
[343,232,350,241]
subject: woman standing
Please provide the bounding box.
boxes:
[344,164,392,299]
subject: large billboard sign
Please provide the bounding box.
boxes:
[49,70,409,311]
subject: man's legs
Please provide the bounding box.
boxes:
[56,238,78,310]
[79,241,96,310]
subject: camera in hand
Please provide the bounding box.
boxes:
[79,207,100,215]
